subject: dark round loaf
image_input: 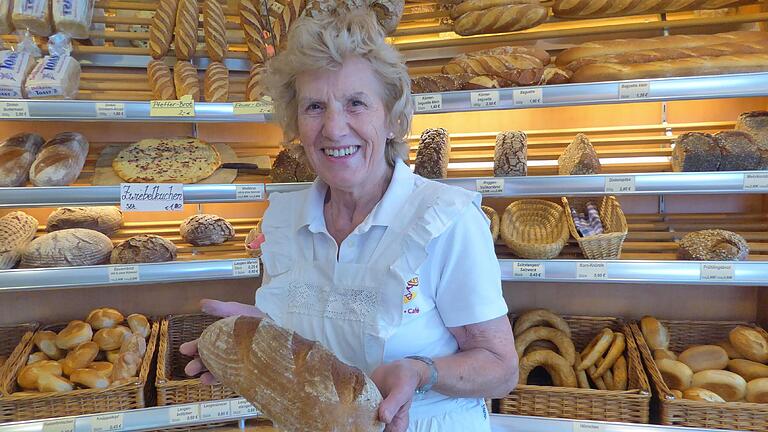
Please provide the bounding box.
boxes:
[180,214,235,246]
[678,229,749,261]
[271,149,316,183]
[111,235,177,264]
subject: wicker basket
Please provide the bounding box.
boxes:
[0,323,38,391]
[0,320,158,422]
[562,196,628,260]
[500,199,569,259]
[630,319,768,431]
[499,315,651,423]
[244,221,262,258]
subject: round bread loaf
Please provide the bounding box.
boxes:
[481,206,499,242]
[678,345,729,372]
[47,207,123,236]
[677,229,749,261]
[111,235,177,264]
[21,229,113,268]
[180,214,235,246]
[0,211,39,270]
[271,149,316,183]
[691,370,747,402]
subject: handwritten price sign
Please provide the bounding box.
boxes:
[150,95,195,117]
[120,183,184,212]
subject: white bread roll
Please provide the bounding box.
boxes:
[70,368,110,389]
[86,308,125,330]
[683,387,726,403]
[730,326,768,363]
[691,370,747,402]
[60,341,98,375]
[55,320,93,350]
[33,330,64,360]
[678,345,729,372]
[641,316,669,350]
[746,378,768,403]
[37,373,74,392]
[728,359,768,382]
[93,326,131,351]
[658,358,693,391]
[654,349,678,362]
[717,340,745,360]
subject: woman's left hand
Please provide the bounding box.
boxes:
[371,359,426,432]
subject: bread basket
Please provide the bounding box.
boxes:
[0,323,38,392]
[244,221,262,258]
[562,196,628,260]
[500,199,569,259]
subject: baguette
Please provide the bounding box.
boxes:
[0,133,45,187]
[556,31,768,67]
[203,0,228,62]
[553,0,758,19]
[147,60,176,100]
[149,0,178,59]
[411,73,474,93]
[204,62,229,102]
[453,45,551,66]
[453,4,548,37]
[443,53,543,75]
[198,315,384,431]
[30,132,89,187]
[450,0,538,19]
[174,61,200,101]
[572,54,768,83]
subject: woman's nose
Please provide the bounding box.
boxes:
[322,107,349,140]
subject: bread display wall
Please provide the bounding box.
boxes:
[414,127,450,179]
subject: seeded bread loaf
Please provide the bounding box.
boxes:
[111,235,177,264]
[558,133,601,175]
[0,132,45,187]
[21,228,113,268]
[271,149,316,182]
[410,74,474,93]
[671,132,721,172]
[494,130,527,176]
[735,110,768,169]
[180,214,235,246]
[715,130,761,171]
[0,211,39,270]
[414,128,450,179]
[47,207,124,236]
[677,229,749,261]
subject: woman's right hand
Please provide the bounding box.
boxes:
[180,299,265,384]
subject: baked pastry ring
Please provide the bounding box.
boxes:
[515,326,576,366]
[519,350,578,388]
[513,309,572,338]
[578,328,613,371]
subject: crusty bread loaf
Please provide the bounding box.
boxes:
[450,0,538,19]
[198,315,384,432]
[746,377,768,403]
[180,214,235,246]
[21,228,113,268]
[678,229,749,261]
[558,133,600,175]
[641,316,669,351]
[0,133,45,187]
[47,207,124,236]
[658,358,694,391]
[443,53,543,75]
[174,61,200,101]
[715,131,761,172]
[453,45,551,65]
[246,64,267,101]
[735,110,768,169]
[239,0,271,64]
[411,74,474,93]
[204,62,229,102]
[453,3,547,36]
[370,0,404,35]
[110,234,177,264]
[271,149,316,182]
[174,0,199,60]
[30,132,89,187]
[671,132,720,172]
[204,0,228,62]
[0,211,39,270]
[147,59,176,100]
[494,131,527,176]
[414,128,450,179]
[149,0,178,59]
[553,0,758,19]
[682,387,726,403]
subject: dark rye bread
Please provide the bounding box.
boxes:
[558,133,601,175]
[494,131,527,176]
[735,110,768,169]
[414,128,450,179]
[111,234,177,264]
[671,132,720,172]
[715,131,761,171]
[410,73,474,93]
[271,149,316,183]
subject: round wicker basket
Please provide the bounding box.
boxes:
[500,200,569,259]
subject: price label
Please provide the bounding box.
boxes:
[0,101,29,118]
[414,94,442,112]
[513,88,543,106]
[576,262,608,280]
[573,422,604,432]
[150,95,195,117]
[96,102,126,119]
[43,419,76,432]
[619,82,650,100]
[231,398,259,416]
[701,263,735,281]
[233,259,260,277]
[605,176,636,193]
[201,400,232,420]
[513,262,545,279]
[270,0,285,13]
[108,265,139,283]
[169,404,200,424]
[91,413,123,432]
[743,173,768,190]
[233,100,273,115]
[120,183,184,212]
[476,178,504,194]
[470,91,499,108]
[236,184,266,201]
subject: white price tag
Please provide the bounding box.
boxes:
[619,82,650,100]
[233,259,260,277]
[414,94,442,112]
[701,263,735,281]
[0,101,29,118]
[236,184,266,201]
[231,398,259,416]
[91,413,123,432]
[476,178,504,194]
[573,422,604,432]
[169,404,200,424]
[470,91,499,108]
[576,262,608,280]
[743,173,768,190]
[201,400,232,420]
[108,265,139,283]
[120,183,184,212]
[605,176,636,193]
[513,88,543,105]
[96,102,126,119]
[43,419,76,432]
[513,262,545,279]
[270,0,285,13]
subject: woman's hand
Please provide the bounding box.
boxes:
[180,299,265,384]
[370,359,427,432]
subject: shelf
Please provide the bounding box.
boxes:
[490,414,738,432]
[0,259,260,292]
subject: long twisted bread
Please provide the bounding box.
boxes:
[149,0,179,59]
[246,64,267,101]
[204,62,229,102]
[240,0,272,64]
[174,61,200,101]
[174,0,199,60]
[204,0,228,61]
[553,0,758,19]
[147,60,176,100]
[453,4,547,36]
[198,316,384,432]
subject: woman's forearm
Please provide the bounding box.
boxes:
[430,348,518,398]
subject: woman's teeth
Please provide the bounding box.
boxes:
[323,146,360,158]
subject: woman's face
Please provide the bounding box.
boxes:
[296,56,392,192]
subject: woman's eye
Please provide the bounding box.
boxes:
[306,103,322,112]
[350,100,366,109]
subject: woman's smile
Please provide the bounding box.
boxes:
[322,145,361,159]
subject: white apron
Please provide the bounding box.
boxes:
[258,175,490,431]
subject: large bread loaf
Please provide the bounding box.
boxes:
[204,62,229,102]
[47,207,124,236]
[203,0,228,62]
[414,128,450,179]
[453,3,547,36]
[180,214,235,246]
[677,229,749,261]
[174,61,201,101]
[494,131,527,176]
[271,149,316,182]
[174,0,199,60]
[558,133,600,175]
[0,133,45,187]
[0,211,39,270]
[149,0,178,58]
[111,234,177,264]
[239,0,271,64]
[21,228,113,268]
[553,0,758,19]
[198,315,384,432]
[715,131,761,171]
[735,110,768,169]
[671,132,720,172]
[29,132,89,187]
[147,60,176,100]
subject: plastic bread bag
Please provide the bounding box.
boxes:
[53,0,95,39]
[13,0,53,37]
[88,7,104,45]
[25,32,80,99]
[0,30,40,98]
[0,0,14,35]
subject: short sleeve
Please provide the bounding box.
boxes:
[431,203,508,328]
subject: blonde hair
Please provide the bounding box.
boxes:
[264,10,413,167]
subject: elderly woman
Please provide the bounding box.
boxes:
[182,9,518,432]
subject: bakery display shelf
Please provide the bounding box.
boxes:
[489,414,739,432]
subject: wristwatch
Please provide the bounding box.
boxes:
[405,355,438,395]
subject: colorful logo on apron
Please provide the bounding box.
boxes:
[403,277,419,304]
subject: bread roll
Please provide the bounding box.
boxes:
[106,349,120,364]
[18,360,62,390]
[718,340,745,360]
[0,133,45,187]
[204,62,229,102]
[70,368,110,389]
[174,60,200,101]
[93,326,131,351]
[494,131,527,177]
[33,331,64,360]
[13,0,52,36]
[180,214,235,246]
[671,389,683,399]
[111,235,177,264]
[174,0,198,60]
[86,308,125,330]
[691,370,747,402]
[453,3,547,36]
[671,132,720,172]
[56,321,93,350]
[683,387,726,403]
[60,341,99,376]
[654,349,677,362]
[90,361,113,378]
[21,228,113,268]
[612,355,628,391]
[112,350,141,381]
[481,206,499,242]
[149,0,177,58]
[678,230,749,261]
[27,351,50,365]
[678,345,729,373]
[715,131,761,171]
[147,59,176,100]
[37,373,74,392]
[730,326,768,363]
[0,211,39,270]
[657,359,693,391]
[746,377,768,403]
[728,359,768,382]
[558,133,600,175]
[735,110,768,169]
[47,207,123,236]
[126,314,150,339]
[641,316,669,350]
[414,128,450,179]
[29,132,88,187]
[203,0,228,61]
[119,333,147,357]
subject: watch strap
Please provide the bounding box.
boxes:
[405,355,438,395]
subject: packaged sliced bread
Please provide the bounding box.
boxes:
[25,33,80,99]
[13,0,52,36]
[0,50,36,98]
[53,0,95,39]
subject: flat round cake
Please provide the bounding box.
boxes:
[113,138,222,183]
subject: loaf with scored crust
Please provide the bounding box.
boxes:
[147,59,176,100]
[174,0,199,60]
[204,62,229,102]
[149,0,178,59]
[174,61,200,101]
[0,211,38,270]
[204,0,228,62]
[0,133,44,187]
[553,0,758,19]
